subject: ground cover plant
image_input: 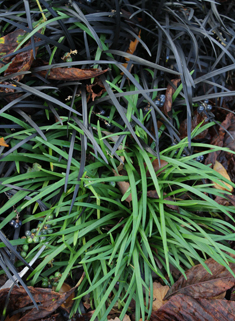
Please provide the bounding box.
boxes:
[1,0,235,320]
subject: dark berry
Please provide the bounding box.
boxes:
[204,99,209,104]
[206,104,212,111]
[14,222,19,228]
[10,220,15,226]
[155,100,160,106]
[18,221,22,226]
[198,105,204,112]
[99,110,105,115]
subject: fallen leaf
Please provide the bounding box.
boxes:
[146,159,168,177]
[150,294,235,321]
[152,282,169,311]
[207,291,226,300]
[164,255,235,301]
[0,137,9,147]
[112,169,132,204]
[0,29,27,63]
[3,30,43,82]
[37,67,109,81]
[126,30,141,59]
[0,285,77,321]
[58,283,74,310]
[213,160,233,192]
[163,79,181,115]
[122,30,141,71]
[86,78,106,101]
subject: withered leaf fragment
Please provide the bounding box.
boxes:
[37,67,109,81]
[4,33,42,82]
[0,137,9,147]
[0,286,77,321]
[151,294,235,321]
[213,160,233,192]
[164,256,235,301]
[0,29,27,63]
[163,79,181,115]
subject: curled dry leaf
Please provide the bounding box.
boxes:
[58,283,75,310]
[164,255,235,301]
[0,285,77,321]
[122,30,141,70]
[0,29,27,63]
[3,30,43,83]
[163,78,181,115]
[86,77,106,101]
[213,160,233,192]
[152,282,169,311]
[0,137,9,147]
[151,294,235,321]
[37,67,109,81]
[112,169,132,204]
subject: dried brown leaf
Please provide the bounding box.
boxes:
[151,294,235,321]
[213,161,233,192]
[0,285,77,321]
[164,256,235,301]
[163,79,181,115]
[0,29,27,63]
[86,78,106,101]
[152,282,169,311]
[37,67,109,81]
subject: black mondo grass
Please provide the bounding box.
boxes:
[0,0,235,320]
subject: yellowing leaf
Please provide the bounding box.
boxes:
[213,161,233,192]
[152,282,169,311]
[0,137,9,147]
